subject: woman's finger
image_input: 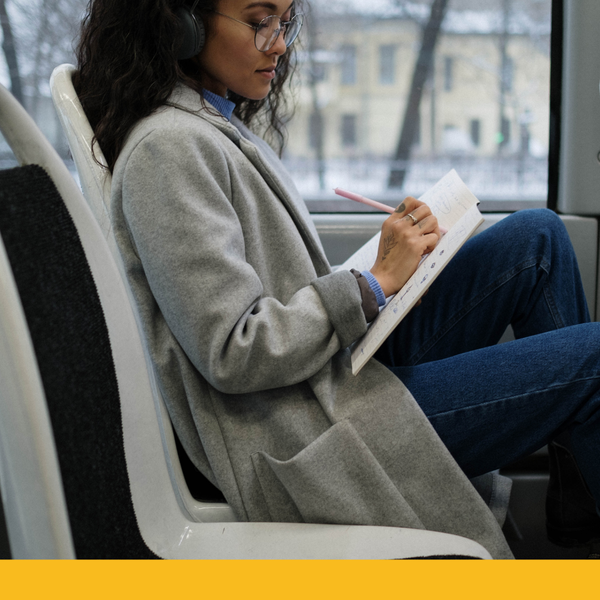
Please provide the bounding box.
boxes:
[421,231,440,254]
[401,206,440,239]
[393,196,423,217]
[402,204,432,225]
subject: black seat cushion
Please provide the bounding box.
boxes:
[0,165,157,558]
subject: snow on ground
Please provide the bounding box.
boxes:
[284,157,547,202]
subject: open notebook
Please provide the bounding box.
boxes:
[339,170,484,375]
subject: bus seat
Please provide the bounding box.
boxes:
[50,63,232,516]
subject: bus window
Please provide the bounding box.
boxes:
[0,0,81,171]
[287,0,552,213]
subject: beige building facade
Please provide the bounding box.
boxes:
[285,10,550,164]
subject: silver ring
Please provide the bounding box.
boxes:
[406,212,418,225]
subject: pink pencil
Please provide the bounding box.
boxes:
[334,187,448,233]
[334,187,395,213]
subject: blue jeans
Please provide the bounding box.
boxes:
[375,209,600,508]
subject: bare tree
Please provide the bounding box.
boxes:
[305,3,326,190]
[12,0,85,116]
[388,0,449,189]
[0,0,23,104]
[497,0,509,153]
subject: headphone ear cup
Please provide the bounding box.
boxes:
[175,6,205,60]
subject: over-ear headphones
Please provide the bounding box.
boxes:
[175,0,205,60]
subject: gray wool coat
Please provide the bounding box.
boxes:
[111,84,512,559]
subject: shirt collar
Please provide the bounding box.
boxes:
[202,89,236,121]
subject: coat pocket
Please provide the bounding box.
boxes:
[251,419,424,528]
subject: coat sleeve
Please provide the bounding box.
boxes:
[120,123,368,394]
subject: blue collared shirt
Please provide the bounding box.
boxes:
[203,89,236,121]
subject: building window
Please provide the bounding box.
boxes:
[341,114,357,147]
[312,63,327,82]
[444,56,453,92]
[309,112,323,149]
[470,119,481,147]
[502,56,514,93]
[340,45,357,85]
[379,45,396,85]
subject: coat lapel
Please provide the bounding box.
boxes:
[170,85,331,277]
[236,134,331,277]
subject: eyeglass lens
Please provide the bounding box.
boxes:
[255,14,303,52]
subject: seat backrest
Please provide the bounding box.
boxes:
[0,163,159,558]
[50,64,233,517]
[0,83,164,557]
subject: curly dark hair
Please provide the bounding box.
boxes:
[74,0,301,171]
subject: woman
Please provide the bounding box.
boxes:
[75,0,600,558]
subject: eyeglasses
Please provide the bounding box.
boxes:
[213,11,303,52]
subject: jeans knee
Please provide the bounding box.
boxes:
[509,209,570,253]
[511,208,562,233]
[536,208,566,237]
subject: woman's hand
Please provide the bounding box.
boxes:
[370,197,440,297]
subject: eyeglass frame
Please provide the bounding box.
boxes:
[212,10,303,52]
